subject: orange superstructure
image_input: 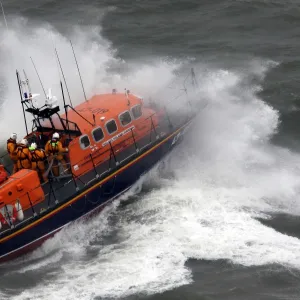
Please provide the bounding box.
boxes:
[0,91,163,211]
[0,66,197,262]
[39,93,144,131]
[37,92,161,177]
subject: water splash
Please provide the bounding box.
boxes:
[2,12,300,300]
[0,16,183,146]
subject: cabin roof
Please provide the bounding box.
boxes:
[39,93,143,133]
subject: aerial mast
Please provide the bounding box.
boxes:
[16,70,29,136]
[191,67,198,90]
[0,1,8,30]
[70,40,87,102]
[55,48,73,107]
[60,80,71,137]
[30,57,47,99]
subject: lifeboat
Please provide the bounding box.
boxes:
[0,64,200,263]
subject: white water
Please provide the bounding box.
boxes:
[2,17,300,300]
[0,16,181,145]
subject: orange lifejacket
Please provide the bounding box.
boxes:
[30,149,46,171]
[7,139,18,161]
[16,145,32,169]
[45,140,67,161]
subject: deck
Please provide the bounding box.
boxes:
[0,110,192,237]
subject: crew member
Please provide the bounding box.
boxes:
[29,143,47,182]
[7,133,18,173]
[45,132,68,176]
[16,139,32,170]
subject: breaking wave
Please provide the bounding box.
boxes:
[1,13,300,300]
[0,15,182,146]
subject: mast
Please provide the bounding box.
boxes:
[70,40,87,102]
[30,57,47,99]
[191,67,198,90]
[60,80,71,138]
[16,70,29,136]
[0,1,8,30]
[55,48,73,107]
[23,70,32,100]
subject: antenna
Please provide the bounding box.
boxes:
[16,70,29,136]
[55,48,73,107]
[0,1,8,30]
[30,57,47,99]
[70,40,87,102]
[60,80,70,137]
[23,69,32,96]
[191,67,198,89]
[181,71,193,110]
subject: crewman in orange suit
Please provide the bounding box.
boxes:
[16,139,32,170]
[29,143,47,183]
[7,133,18,174]
[45,132,68,176]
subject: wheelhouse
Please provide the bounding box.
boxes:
[63,93,160,177]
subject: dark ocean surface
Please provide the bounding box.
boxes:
[1,0,300,299]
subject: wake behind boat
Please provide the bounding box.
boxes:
[0,53,200,262]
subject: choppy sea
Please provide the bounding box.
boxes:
[1,0,300,299]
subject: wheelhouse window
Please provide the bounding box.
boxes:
[79,135,90,149]
[106,119,118,135]
[92,127,104,142]
[131,105,142,119]
[119,111,132,126]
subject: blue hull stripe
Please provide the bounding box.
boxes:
[0,121,191,261]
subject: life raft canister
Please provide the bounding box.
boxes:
[0,199,24,229]
[0,165,8,184]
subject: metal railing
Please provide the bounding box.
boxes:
[0,106,193,236]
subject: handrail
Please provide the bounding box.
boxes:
[0,110,169,178]
[66,105,94,127]
[1,110,161,181]
[0,105,191,235]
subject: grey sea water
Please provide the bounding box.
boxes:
[1,0,300,299]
